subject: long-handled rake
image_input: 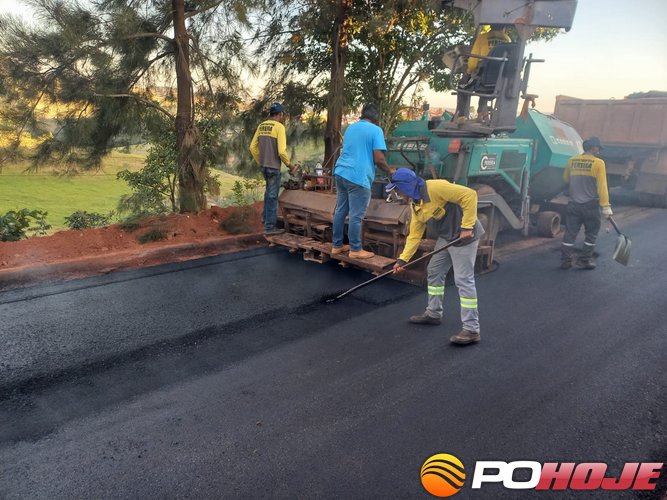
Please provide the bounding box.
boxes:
[324,237,463,303]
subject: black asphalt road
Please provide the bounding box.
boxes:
[1,208,666,499]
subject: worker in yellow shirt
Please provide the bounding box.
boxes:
[389,168,484,345]
[561,136,612,270]
[454,24,512,122]
[249,103,296,235]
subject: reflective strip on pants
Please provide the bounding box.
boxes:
[425,237,480,333]
[460,297,478,309]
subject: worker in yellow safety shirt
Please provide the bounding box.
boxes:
[250,102,296,236]
[454,24,512,122]
[389,168,484,345]
[561,136,612,270]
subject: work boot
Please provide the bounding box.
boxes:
[264,228,285,236]
[331,244,350,255]
[409,313,441,326]
[450,329,481,345]
[576,259,596,270]
[349,249,375,259]
[560,260,572,270]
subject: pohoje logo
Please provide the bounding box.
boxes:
[420,454,466,497]
[421,455,664,496]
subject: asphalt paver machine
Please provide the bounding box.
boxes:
[267,0,581,283]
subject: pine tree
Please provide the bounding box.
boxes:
[0,0,257,212]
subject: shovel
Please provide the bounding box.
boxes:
[608,217,631,266]
[324,237,463,303]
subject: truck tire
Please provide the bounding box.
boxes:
[536,211,562,238]
[639,191,667,208]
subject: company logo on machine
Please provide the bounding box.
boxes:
[480,154,497,171]
[549,126,577,148]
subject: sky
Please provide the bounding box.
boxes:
[2,0,666,114]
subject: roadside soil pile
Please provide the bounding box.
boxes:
[0,204,266,286]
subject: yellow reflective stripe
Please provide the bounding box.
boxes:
[428,286,445,296]
[460,297,478,309]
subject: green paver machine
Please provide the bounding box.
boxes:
[268,0,581,282]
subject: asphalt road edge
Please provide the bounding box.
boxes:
[0,233,268,290]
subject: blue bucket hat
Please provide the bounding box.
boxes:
[269,102,285,115]
[385,168,425,200]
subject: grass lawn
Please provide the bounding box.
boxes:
[0,148,249,231]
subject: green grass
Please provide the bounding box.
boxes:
[290,140,324,166]
[0,151,143,230]
[0,147,248,231]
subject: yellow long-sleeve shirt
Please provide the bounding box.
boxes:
[467,27,511,74]
[398,180,478,263]
[563,153,610,206]
[249,119,290,169]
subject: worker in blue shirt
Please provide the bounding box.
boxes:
[331,104,395,259]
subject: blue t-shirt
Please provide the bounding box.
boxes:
[334,120,387,189]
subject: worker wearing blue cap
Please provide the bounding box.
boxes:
[250,102,296,235]
[388,168,484,345]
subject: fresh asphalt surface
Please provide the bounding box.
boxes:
[0,208,665,499]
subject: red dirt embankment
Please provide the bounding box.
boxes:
[0,204,267,288]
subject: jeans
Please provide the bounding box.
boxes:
[332,175,371,251]
[261,167,281,232]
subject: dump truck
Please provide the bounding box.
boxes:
[267,0,580,283]
[554,93,667,207]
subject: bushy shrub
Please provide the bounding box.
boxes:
[118,218,142,232]
[137,228,167,244]
[0,209,51,241]
[230,178,263,206]
[219,206,253,235]
[64,210,113,230]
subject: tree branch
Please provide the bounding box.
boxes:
[130,51,172,88]
[189,36,215,99]
[93,93,175,120]
[125,32,174,43]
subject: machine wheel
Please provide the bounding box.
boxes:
[536,211,562,238]
[471,184,500,240]
[469,183,497,196]
[476,211,499,242]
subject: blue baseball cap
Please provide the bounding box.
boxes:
[386,168,424,199]
[583,136,603,150]
[269,102,285,115]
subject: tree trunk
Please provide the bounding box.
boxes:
[173,0,206,213]
[323,0,351,172]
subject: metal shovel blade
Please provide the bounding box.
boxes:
[609,217,631,266]
[612,234,631,266]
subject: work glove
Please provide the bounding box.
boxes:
[601,206,613,219]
